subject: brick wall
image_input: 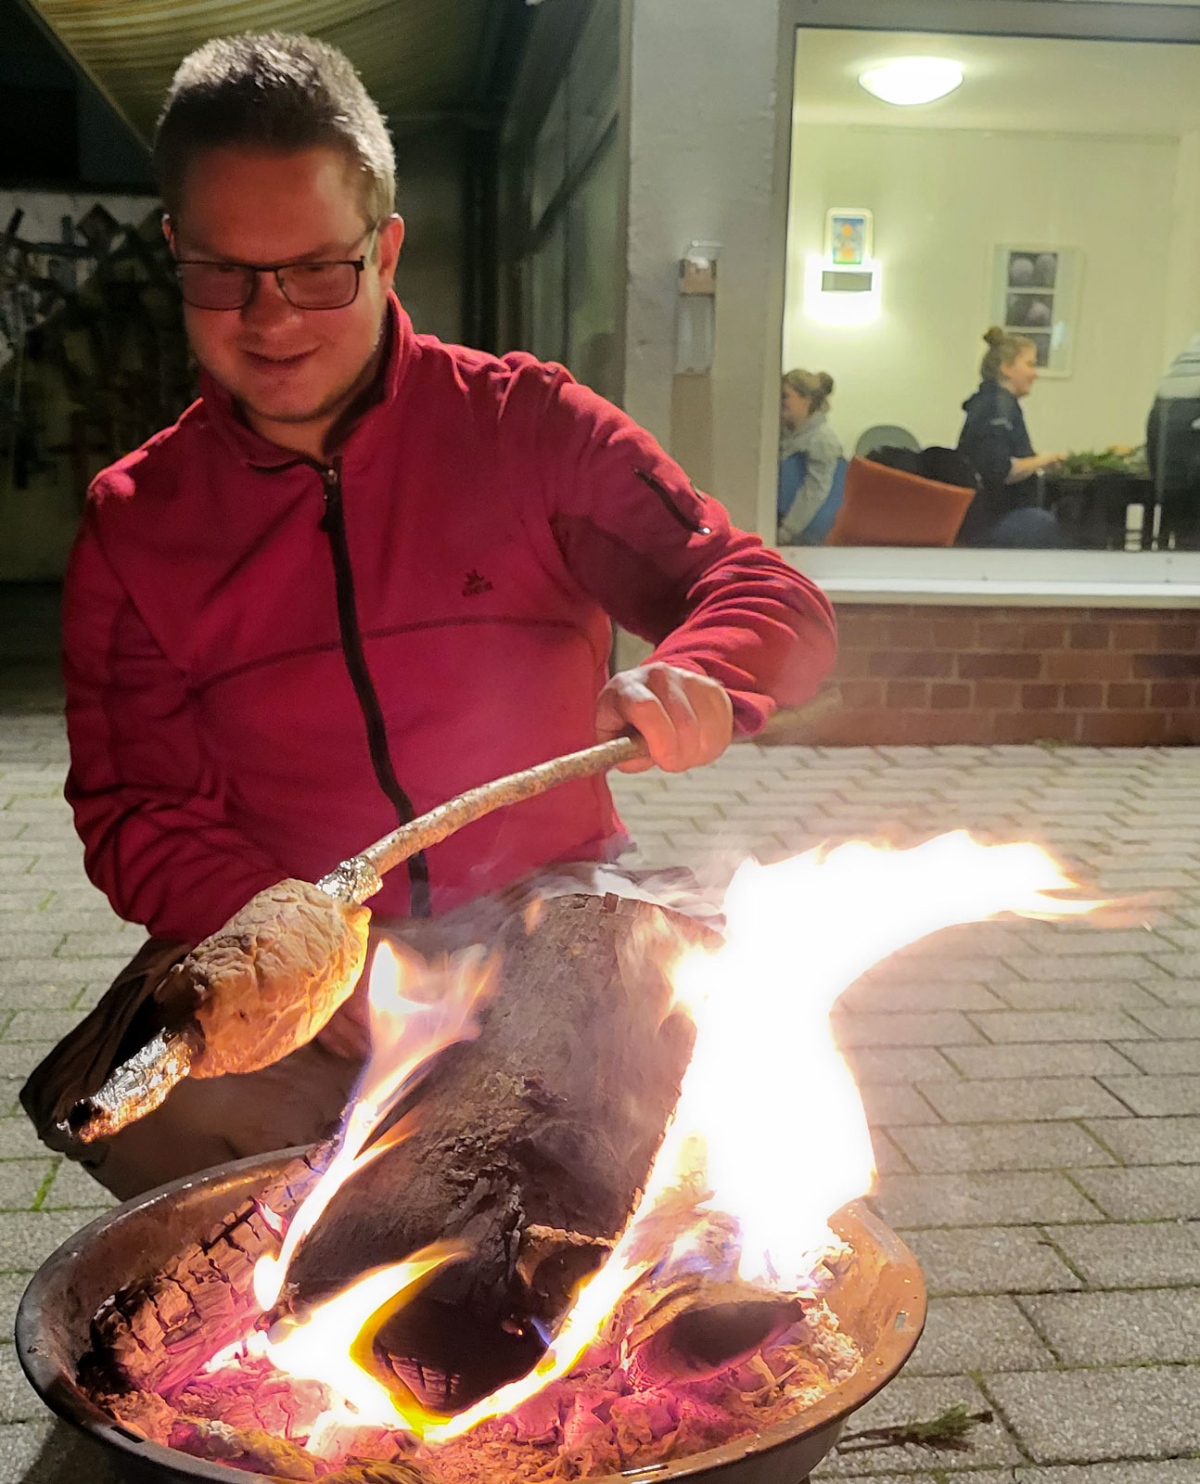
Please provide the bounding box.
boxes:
[799,605,1200,746]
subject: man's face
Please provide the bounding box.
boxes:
[168,145,404,450]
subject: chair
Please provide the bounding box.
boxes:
[855,424,920,459]
[825,456,975,547]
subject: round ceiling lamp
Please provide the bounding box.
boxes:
[858,57,964,106]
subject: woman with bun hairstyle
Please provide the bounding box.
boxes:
[956,327,1068,547]
[777,368,844,544]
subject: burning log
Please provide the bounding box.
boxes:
[283,893,711,1331]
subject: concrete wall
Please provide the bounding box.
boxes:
[782,123,1185,460]
[622,0,792,535]
[393,129,467,346]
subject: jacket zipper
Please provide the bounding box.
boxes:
[633,467,712,536]
[318,459,431,917]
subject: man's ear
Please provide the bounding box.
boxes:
[161,214,174,247]
[376,214,405,290]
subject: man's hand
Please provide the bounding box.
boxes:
[596,663,734,774]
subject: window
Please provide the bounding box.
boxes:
[779,16,1200,598]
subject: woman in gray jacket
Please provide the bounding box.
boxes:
[777,368,844,544]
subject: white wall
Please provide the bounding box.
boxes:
[782,125,1183,459]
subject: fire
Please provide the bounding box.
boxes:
[241,833,1096,1453]
[252,939,495,1312]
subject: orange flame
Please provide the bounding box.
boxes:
[248,834,1097,1451]
[253,940,495,1312]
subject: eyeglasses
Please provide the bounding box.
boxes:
[173,228,379,311]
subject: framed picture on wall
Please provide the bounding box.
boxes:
[826,207,873,266]
[990,246,1082,377]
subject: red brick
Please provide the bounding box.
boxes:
[931,683,971,710]
[974,680,1020,709]
[1062,682,1103,708]
[1020,622,1067,650]
[832,649,872,679]
[994,712,1079,744]
[839,616,891,647]
[1164,711,1200,743]
[887,619,936,648]
[933,618,976,649]
[1045,651,1134,682]
[976,621,1024,649]
[1157,621,1200,651]
[921,711,993,744]
[1069,623,1112,650]
[1112,621,1159,651]
[887,681,930,708]
[1078,711,1171,746]
[1107,682,1149,709]
[868,651,954,679]
[838,679,884,709]
[957,652,1043,681]
[1133,653,1200,680]
[1021,684,1061,711]
[1150,680,1195,709]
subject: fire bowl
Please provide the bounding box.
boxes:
[17,1150,925,1484]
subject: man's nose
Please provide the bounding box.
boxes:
[240,269,300,328]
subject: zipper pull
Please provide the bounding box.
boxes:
[319,464,341,528]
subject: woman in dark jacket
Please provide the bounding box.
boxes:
[956,327,1067,547]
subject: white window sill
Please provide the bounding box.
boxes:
[780,546,1200,607]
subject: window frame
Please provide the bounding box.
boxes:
[777,0,1200,603]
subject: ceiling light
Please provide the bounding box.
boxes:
[858,57,963,107]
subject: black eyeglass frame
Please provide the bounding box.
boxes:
[172,226,381,311]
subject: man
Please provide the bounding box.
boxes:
[22,33,835,1195]
[1147,332,1200,549]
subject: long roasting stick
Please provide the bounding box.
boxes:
[316,735,647,905]
[64,735,648,1143]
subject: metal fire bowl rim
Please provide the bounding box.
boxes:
[16,1148,926,1484]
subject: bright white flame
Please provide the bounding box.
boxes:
[859,57,963,106]
[411,833,1092,1436]
[253,941,492,1311]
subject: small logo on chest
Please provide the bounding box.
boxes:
[462,570,494,597]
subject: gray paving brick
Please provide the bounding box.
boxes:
[1086,1115,1200,1164]
[0,1210,99,1269]
[906,1295,1054,1374]
[831,1012,986,1049]
[838,981,1007,1014]
[55,929,142,959]
[861,956,1018,985]
[0,1161,52,1212]
[1112,1040,1200,1073]
[0,1345,41,1423]
[816,1375,1022,1475]
[2,1417,123,1483]
[1021,1286,1200,1362]
[1011,1464,1200,1484]
[970,1009,1152,1042]
[991,980,1166,1012]
[0,1044,53,1082]
[859,1085,942,1127]
[1014,925,1173,956]
[1,1012,82,1043]
[918,1077,1132,1123]
[843,1047,959,1085]
[1146,951,1200,980]
[874,1171,1101,1227]
[41,1159,113,1212]
[1001,953,1169,982]
[1129,1007,1200,1039]
[897,1226,1082,1296]
[987,1366,1200,1462]
[890,1122,1113,1173]
[1069,1164,1200,1219]
[1101,1074,1200,1115]
[943,1043,1143,1079]
[0,982,82,1013]
[0,1120,48,1161]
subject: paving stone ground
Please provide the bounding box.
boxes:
[2,709,1199,1483]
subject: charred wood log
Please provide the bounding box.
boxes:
[86,1152,322,1393]
[285,894,713,1339]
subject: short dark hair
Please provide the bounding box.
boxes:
[154,32,395,224]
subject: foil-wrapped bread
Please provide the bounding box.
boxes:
[159,879,371,1078]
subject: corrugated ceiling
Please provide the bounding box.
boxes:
[29,0,495,143]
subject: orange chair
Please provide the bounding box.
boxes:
[825,456,975,547]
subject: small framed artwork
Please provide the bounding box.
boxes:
[825,207,873,267]
[990,246,1083,377]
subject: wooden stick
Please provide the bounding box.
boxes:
[322,735,648,904]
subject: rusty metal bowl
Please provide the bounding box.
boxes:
[16,1150,925,1484]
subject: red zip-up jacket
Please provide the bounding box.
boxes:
[63,298,836,942]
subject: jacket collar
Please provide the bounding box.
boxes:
[195,292,416,472]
